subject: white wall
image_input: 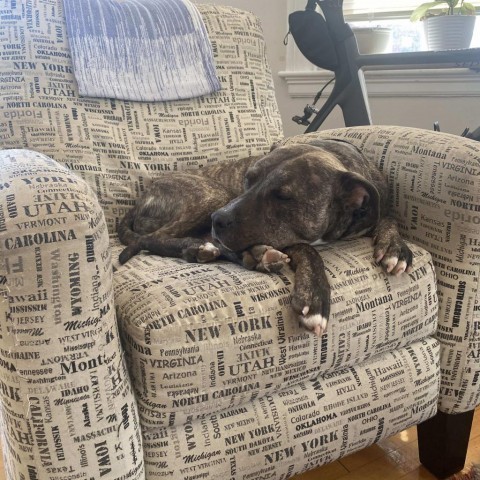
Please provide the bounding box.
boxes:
[197,0,480,139]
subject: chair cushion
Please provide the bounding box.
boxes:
[141,338,440,478]
[112,237,438,427]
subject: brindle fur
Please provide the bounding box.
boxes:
[118,140,413,336]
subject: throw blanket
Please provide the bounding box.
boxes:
[63,0,221,102]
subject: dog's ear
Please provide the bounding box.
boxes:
[338,172,380,218]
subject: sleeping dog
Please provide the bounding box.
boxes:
[118,140,413,336]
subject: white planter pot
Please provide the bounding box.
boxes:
[353,27,392,54]
[423,15,476,50]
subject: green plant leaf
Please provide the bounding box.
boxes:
[410,1,448,21]
[460,1,477,14]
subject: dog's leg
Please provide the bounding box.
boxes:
[119,234,220,265]
[283,244,330,337]
[372,216,413,275]
[118,172,235,264]
[241,245,290,273]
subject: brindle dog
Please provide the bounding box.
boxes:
[118,140,413,336]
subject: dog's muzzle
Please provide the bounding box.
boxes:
[211,209,241,252]
[211,210,234,247]
[211,209,233,235]
[211,196,259,252]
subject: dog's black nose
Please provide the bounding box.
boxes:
[211,210,233,233]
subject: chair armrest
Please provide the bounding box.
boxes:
[0,150,144,479]
[283,126,480,414]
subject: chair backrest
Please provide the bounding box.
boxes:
[0,1,283,234]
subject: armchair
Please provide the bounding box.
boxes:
[0,1,479,479]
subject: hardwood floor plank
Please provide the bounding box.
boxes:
[293,432,423,480]
[339,444,387,472]
[397,466,439,480]
[335,451,419,480]
[292,461,349,480]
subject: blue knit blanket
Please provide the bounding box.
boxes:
[63,0,220,102]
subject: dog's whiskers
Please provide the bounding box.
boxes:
[211,231,234,253]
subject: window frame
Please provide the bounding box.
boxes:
[281,0,480,99]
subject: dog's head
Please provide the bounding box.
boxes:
[211,143,380,253]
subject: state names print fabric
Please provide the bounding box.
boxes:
[0,151,145,480]
[0,0,479,479]
[0,0,284,236]
[112,236,438,427]
[284,127,480,414]
[139,338,439,479]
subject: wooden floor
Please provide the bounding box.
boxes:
[293,408,480,480]
[1,409,480,479]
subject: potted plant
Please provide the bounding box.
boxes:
[352,26,393,54]
[410,0,477,50]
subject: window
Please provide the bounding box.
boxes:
[342,0,480,21]
[344,0,480,51]
[287,0,480,53]
[281,0,480,100]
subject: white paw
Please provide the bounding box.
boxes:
[392,259,408,276]
[380,256,411,276]
[382,255,398,273]
[300,307,328,337]
[202,242,219,253]
[197,242,220,262]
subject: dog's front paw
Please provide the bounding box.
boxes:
[291,275,330,337]
[374,238,413,276]
[196,242,221,263]
[183,242,221,263]
[300,307,328,337]
[242,245,290,273]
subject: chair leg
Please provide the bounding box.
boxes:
[417,409,474,479]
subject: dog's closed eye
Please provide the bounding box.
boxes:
[272,187,293,201]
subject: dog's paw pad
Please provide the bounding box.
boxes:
[382,255,399,273]
[263,248,289,264]
[393,260,409,276]
[261,248,290,272]
[300,311,328,337]
[244,245,289,272]
[197,242,220,263]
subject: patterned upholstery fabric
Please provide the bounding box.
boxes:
[283,127,480,414]
[0,146,440,480]
[0,150,145,479]
[0,1,479,479]
[0,2,283,234]
[112,238,438,427]
[141,338,439,478]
